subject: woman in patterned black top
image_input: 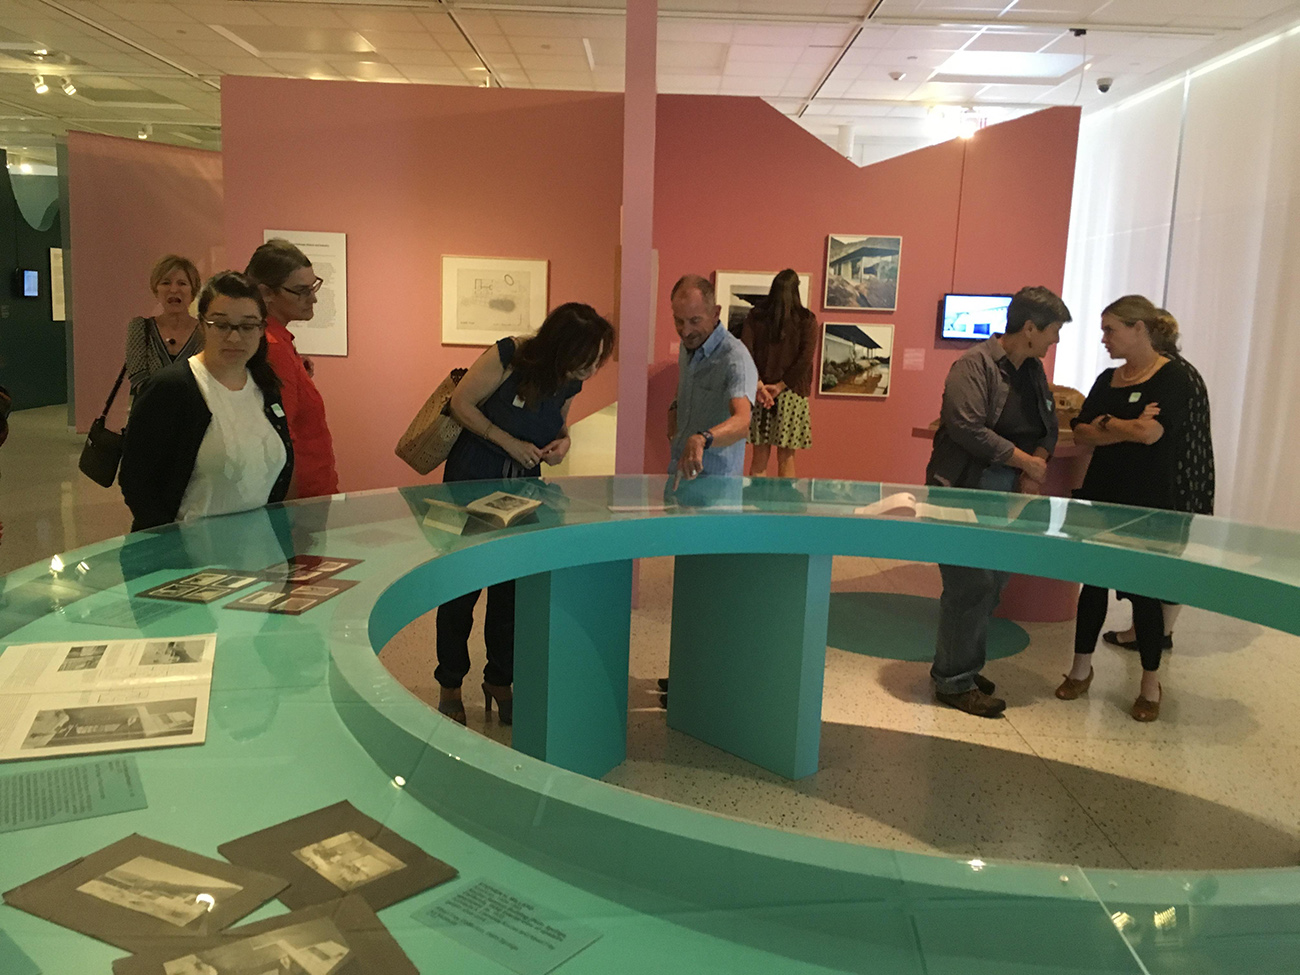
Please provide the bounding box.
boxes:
[1102,306,1214,654]
[1057,295,1199,722]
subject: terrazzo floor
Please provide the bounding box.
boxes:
[380,555,1300,873]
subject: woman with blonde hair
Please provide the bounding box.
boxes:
[739,269,817,477]
[125,255,203,396]
[1057,294,1197,721]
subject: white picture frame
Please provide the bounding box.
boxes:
[819,322,894,398]
[823,234,901,311]
[441,255,550,346]
[713,270,814,335]
[262,230,348,356]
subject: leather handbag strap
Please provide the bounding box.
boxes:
[100,365,127,420]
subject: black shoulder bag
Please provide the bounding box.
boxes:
[79,365,127,487]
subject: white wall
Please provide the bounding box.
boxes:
[1060,23,1300,528]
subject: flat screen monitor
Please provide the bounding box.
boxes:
[940,293,1011,340]
[15,269,39,298]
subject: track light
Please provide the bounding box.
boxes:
[61,77,76,95]
[138,124,151,139]
[33,75,49,94]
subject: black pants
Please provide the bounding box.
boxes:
[1075,584,1165,672]
[434,581,515,689]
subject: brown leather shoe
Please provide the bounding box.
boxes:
[974,673,996,695]
[935,687,1006,718]
[1055,668,1094,700]
[1131,684,1161,722]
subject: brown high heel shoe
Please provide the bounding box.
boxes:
[1131,683,1161,722]
[1055,667,1094,700]
[482,682,513,725]
[438,686,466,725]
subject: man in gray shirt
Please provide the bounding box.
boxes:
[668,274,758,481]
[927,285,1070,717]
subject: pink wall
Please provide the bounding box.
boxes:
[221,77,623,493]
[648,99,1080,482]
[67,132,223,431]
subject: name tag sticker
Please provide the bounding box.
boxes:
[271,403,285,417]
[1129,392,1142,403]
[512,395,525,408]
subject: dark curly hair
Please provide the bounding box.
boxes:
[197,271,280,396]
[513,302,615,407]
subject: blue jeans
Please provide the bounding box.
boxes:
[931,465,1016,694]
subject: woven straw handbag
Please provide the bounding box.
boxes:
[395,368,468,474]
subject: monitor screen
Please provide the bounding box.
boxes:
[18,269,39,298]
[940,293,1011,339]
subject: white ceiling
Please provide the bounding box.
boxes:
[1,0,1297,171]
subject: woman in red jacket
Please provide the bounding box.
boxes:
[244,239,339,498]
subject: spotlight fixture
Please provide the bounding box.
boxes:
[33,48,48,57]
[33,75,49,94]
[138,124,151,139]
[61,77,76,95]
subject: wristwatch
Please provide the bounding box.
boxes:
[696,430,714,450]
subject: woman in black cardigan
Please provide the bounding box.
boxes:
[120,272,293,532]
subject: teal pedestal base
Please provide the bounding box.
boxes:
[668,553,832,779]
[512,559,633,778]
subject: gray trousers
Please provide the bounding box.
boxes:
[931,463,1016,694]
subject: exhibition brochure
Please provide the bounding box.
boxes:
[0,634,216,762]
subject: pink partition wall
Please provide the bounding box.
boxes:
[650,100,1080,482]
[221,77,623,493]
[67,132,223,431]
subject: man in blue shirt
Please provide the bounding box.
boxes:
[667,274,758,481]
[659,275,757,706]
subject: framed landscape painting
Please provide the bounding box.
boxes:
[823,235,901,311]
[714,270,814,335]
[819,322,894,398]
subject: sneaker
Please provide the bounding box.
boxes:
[935,687,1006,717]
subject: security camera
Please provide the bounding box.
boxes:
[1097,76,1113,93]
[888,70,905,81]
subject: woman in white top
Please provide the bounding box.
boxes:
[120,271,294,532]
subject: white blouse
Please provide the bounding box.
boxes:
[177,356,287,523]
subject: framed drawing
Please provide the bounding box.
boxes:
[441,255,549,346]
[823,235,901,311]
[714,270,814,335]
[263,230,348,356]
[819,322,894,398]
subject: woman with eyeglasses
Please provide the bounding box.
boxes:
[244,238,339,499]
[120,271,293,532]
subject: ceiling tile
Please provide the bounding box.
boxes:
[657,20,734,44]
[657,41,728,71]
[727,44,804,64]
[384,49,454,68]
[355,30,442,52]
[401,67,470,85]
[964,29,1066,53]
[335,11,424,33]
[526,69,594,89]
[510,36,586,58]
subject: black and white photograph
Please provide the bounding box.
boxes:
[59,644,108,671]
[76,855,242,928]
[144,583,200,600]
[714,271,813,335]
[21,699,198,750]
[820,322,894,398]
[255,556,362,583]
[227,580,356,616]
[823,235,901,311]
[160,916,352,975]
[139,572,257,604]
[292,831,407,892]
[140,639,208,666]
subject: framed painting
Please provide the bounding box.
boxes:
[819,322,894,398]
[713,270,814,335]
[823,235,901,311]
[441,255,549,346]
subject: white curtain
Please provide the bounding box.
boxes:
[1060,26,1300,528]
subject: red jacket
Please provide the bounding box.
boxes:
[264,317,339,498]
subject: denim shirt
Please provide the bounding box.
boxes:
[669,324,758,476]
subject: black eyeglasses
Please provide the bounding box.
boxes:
[280,277,324,298]
[203,319,266,336]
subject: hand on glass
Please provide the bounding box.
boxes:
[539,435,571,466]
[676,435,706,483]
[503,436,542,469]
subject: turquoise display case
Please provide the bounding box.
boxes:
[1,476,1298,973]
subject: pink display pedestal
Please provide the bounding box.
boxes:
[911,425,1092,624]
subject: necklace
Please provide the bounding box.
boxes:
[1118,357,1158,383]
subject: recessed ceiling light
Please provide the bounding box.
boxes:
[33,48,48,57]
[33,75,49,94]
[61,77,76,95]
